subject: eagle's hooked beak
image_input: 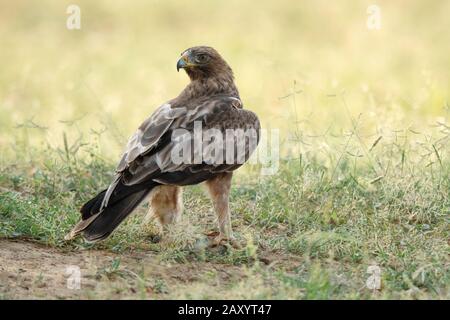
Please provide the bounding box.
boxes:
[177,52,193,72]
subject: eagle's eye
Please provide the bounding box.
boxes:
[195,54,209,64]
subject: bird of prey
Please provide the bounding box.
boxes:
[66,46,260,246]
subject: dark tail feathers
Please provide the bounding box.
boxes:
[66,182,158,242]
[82,188,151,241]
[80,189,107,219]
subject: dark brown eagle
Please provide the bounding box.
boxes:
[66,46,260,246]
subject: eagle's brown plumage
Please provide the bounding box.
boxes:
[66,46,260,245]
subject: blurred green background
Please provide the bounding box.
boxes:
[0,0,449,161]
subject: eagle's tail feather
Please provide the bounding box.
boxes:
[80,189,107,219]
[82,189,151,242]
[65,184,156,242]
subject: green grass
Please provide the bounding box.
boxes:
[1,124,448,299]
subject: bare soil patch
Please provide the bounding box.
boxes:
[0,239,249,299]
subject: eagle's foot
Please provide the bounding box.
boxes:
[206,231,241,249]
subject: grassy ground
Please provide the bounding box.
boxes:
[1,127,448,299]
[0,1,449,299]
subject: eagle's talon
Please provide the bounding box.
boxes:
[211,235,226,247]
[205,230,220,237]
[210,234,241,249]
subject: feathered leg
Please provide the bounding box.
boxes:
[145,185,183,235]
[205,172,236,246]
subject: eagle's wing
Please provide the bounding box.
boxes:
[101,95,260,209]
[115,103,187,172]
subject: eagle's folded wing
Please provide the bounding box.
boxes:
[101,95,260,210]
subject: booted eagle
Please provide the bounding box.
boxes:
[66,46,260,245]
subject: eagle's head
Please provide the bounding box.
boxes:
[177,46,234,81]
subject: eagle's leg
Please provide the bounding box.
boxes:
[205,172,237,247]
[144,185,183,239]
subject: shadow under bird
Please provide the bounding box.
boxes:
[66,46,260,246]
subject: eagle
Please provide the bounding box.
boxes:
[66,46,260,246]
